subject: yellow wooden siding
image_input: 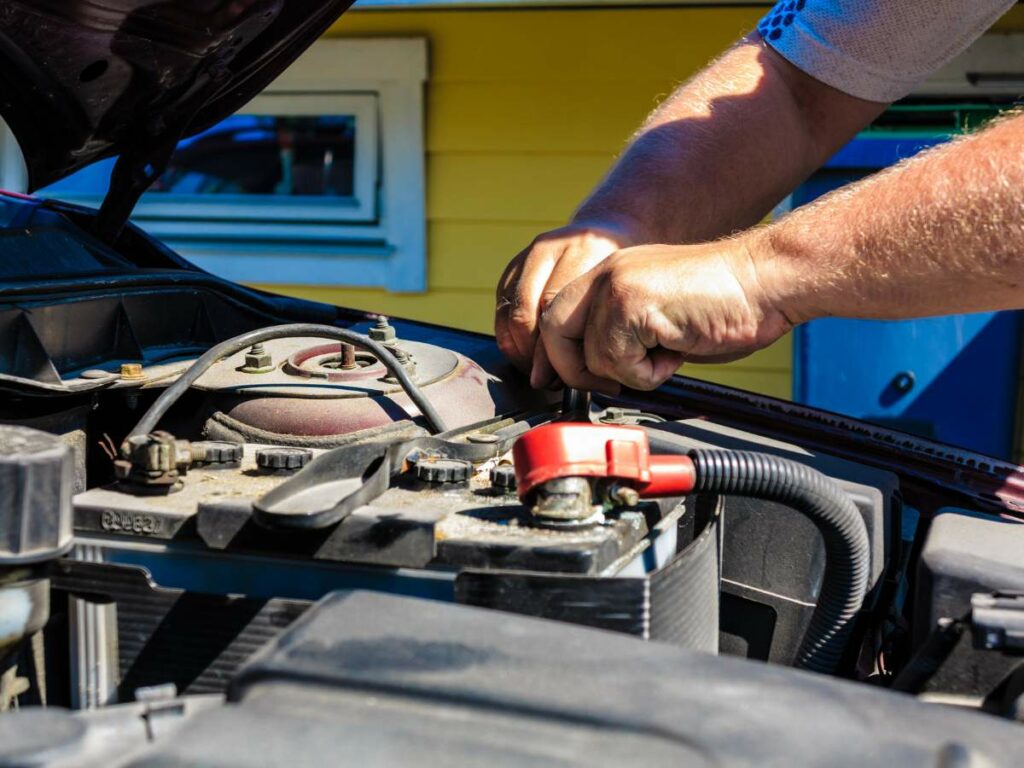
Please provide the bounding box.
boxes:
[254,5,1024,404]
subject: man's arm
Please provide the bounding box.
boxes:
[537,111,1024,393]
[574,37,882,244]
[766,111,1024,321]
[495,36,885,385]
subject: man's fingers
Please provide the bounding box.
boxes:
[578,273,687,391]
[495,226,628,381]
[494,246,557,371]
[539,274,621,395]
[641,347,688,389]
[531,248,609,388]
[584,322,684,391]
[494,256,525,363]
[540,239,616,310]
[582,297,638,380]
[529,340,560,389]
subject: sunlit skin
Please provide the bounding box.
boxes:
[494,35,1024,393]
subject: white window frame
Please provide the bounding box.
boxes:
[0,37,429,293]
[917,34,1024,96]
[132,93,380,224]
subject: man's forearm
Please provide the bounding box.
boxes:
[574,37,885,244]
[758,111,1024,323]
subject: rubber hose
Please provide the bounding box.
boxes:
[127,323,448,439]
[689,449,870,674]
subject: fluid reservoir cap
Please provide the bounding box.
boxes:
[256,447,313,471]
[192,441,243,465]
[0,426,73,565]
[416,456,471,484]
[489,464,517,490]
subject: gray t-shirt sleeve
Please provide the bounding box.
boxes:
[758,0,1015,102]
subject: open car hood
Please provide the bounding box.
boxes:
[0,1,352,235]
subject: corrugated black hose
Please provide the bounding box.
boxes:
[689,449,871,674]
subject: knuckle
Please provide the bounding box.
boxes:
[537,289,559,313]
[529,228,566,251]
[605,270,634,300]
[508,304,538,333]
[602,251,628,273]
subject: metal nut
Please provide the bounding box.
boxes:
[241,343,274,374]
[119,363,145,381]
[369,316,397,344]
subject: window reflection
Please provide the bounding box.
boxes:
[42,114,358,200]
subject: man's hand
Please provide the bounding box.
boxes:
[494,219,638,384]
[537,238,794,393]
[492,40,881,387]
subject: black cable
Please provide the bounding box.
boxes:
[689,449,871,674]
[126,323,449,440]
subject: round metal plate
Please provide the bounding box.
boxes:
[192,337,459,399]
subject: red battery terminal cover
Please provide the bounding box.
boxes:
[511,422,696,500]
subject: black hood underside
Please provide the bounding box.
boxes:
[0,1,351,234]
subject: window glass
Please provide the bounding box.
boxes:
[41,114,358,201]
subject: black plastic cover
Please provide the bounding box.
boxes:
[183,592,1024,765]
[4,591,1024,765]
[916,508,1024,644]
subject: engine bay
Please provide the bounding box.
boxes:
[2,217,1024,760]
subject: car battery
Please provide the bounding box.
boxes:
[55,440,720,707]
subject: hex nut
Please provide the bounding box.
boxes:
[119,363,145,380]
[241,343,274,374]
[369,317,397,344]
[256,447,313,471]
[416,456,471,484]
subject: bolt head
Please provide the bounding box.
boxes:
[119,363,145,380]
[241,347,274,373]
[369,325,396,344]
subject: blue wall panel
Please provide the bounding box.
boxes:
[793,134,1022,459]
[795,313,1021,457]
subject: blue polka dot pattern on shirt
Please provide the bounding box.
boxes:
[757,0,804,42]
